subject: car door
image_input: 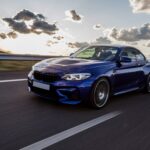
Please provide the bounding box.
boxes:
[113,47,141,94]
[134,48,146,88]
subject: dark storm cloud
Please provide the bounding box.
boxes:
[3,18,30,34]
[109,23,150,42]
[0,33,7,39]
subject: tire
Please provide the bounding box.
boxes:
[89,78,110,109]
[146,74,150,93]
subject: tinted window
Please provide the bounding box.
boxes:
[121,47,146,64]
[121,48,137,62]
[134,50,145,61]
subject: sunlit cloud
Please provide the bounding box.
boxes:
[107,23,150,42]
[129,0,150,13]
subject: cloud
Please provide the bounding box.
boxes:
[3,18,30,34]
[7,32,17,39]
[47,40,58,46]
[67,36,112,49]
[36,14,45,20]
[67,42,89,48]
[0,31,17,40]
[126,41,138,45]
[53,36,64,40]
[108,23,150,42]
[0,33,7,39]
[31,20,58,35]
[93,37,112,44]
[93,24,103,30]
[65,10,83,23]
[3,10,58,36]
[0,48,11,54]
[14,9,38,21]
[143,41,150,47]
[129,0,150,13]
[13,9,46,21]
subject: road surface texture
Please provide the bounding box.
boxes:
[0,71,150,150]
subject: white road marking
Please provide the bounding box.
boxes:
[0,79,27,83]
[20,111,121,150]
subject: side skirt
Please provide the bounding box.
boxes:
[114,87,139,96]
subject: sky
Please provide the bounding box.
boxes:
[0,0,150,56]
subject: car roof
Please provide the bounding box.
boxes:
[89,44,132,48]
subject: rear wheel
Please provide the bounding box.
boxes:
[90,78,110,108]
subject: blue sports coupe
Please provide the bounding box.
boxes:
[28,45,150,108]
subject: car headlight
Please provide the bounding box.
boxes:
[28,70,34,80]
[32,63,47,71]
[62,73,91,81]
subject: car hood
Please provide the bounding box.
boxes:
[35,57,114,73]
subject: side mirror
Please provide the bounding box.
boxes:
[120,56,132,63]
[69,53,74,57]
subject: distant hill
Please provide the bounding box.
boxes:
[0,48,11,54]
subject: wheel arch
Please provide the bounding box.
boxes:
[91,75,112,95]
[88,75,112,108]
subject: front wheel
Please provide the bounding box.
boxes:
[89,78,110,109]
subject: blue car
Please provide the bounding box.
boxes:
[28,45,150,108]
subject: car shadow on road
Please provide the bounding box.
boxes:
[29,91,150,115]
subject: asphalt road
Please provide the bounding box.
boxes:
[0,71,150,150]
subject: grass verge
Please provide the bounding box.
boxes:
[0,60,39,71]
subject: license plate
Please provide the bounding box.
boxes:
[33,81,50,90]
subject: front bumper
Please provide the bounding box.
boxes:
[28,78,93,104]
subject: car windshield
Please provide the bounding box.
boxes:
[72,46,119,61]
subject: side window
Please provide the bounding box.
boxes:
[134,50,145,61]
[121,48,137,62]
